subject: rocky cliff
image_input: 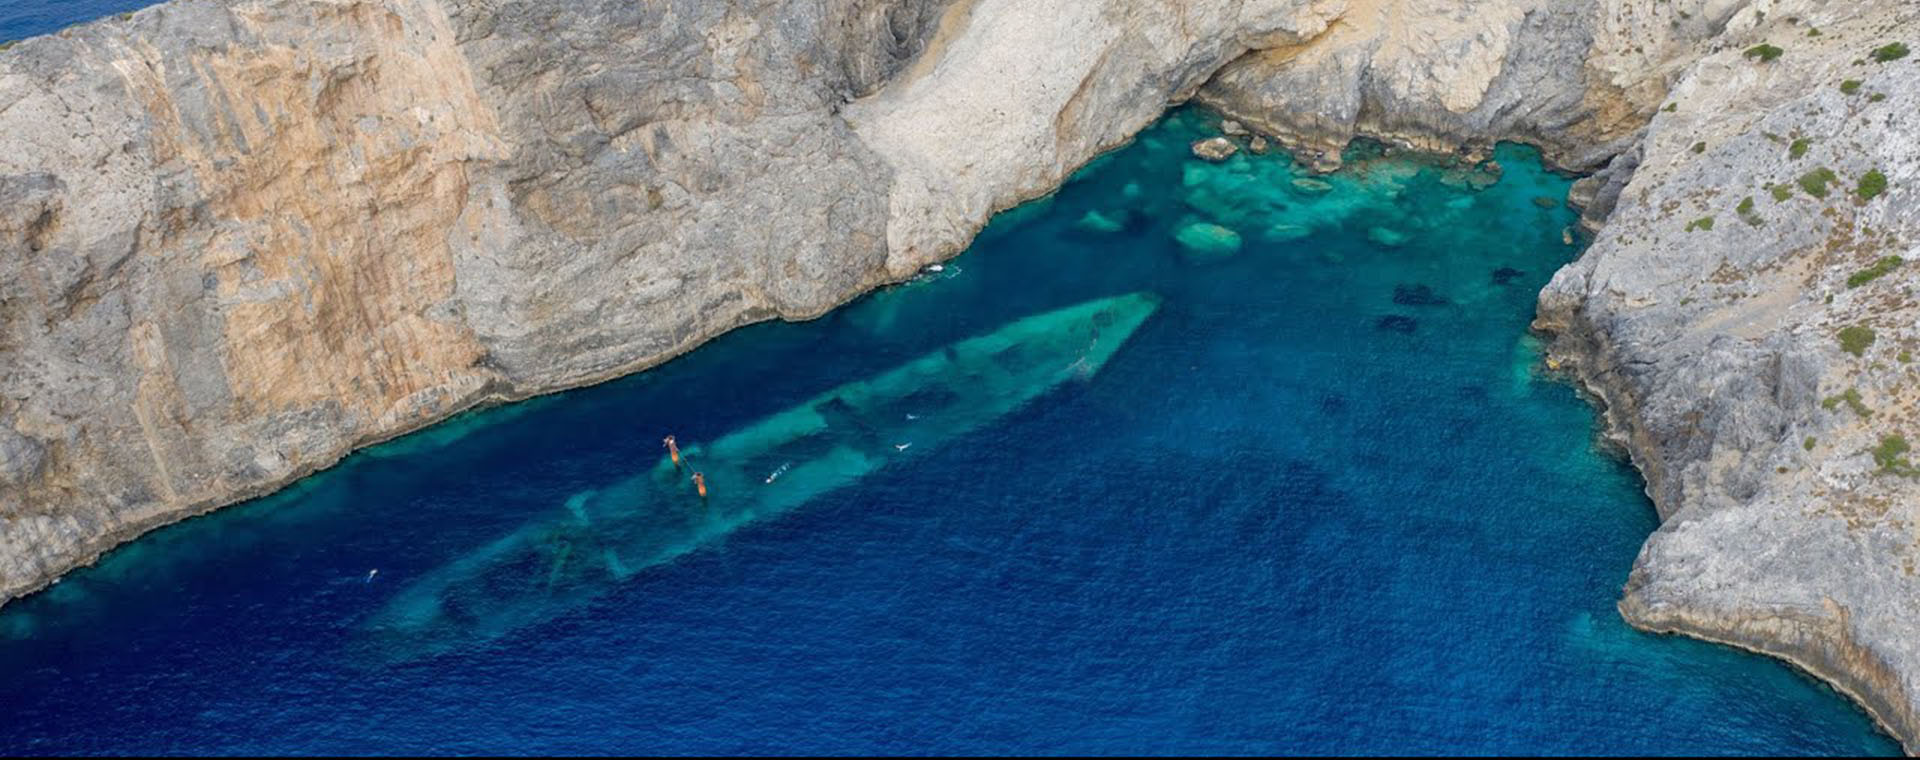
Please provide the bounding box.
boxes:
[1535,1,1920,751]
[3,0,1920,751]
[0,0,1334,608]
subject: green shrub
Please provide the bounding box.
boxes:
[1789,138,1813,159]
[1823,388,1873,417]
[1870,42,1911,62]
[1663,103,1677,113]
[1686,216,1715,232]
[1841,79,1864,94]
[1871,93,1889,102]
[1839,324,1878,356]
[1809,28,1824,37]
[1692,141,1707,154]
[1874,435,1916,476]
[1746,43,1786,62]
[1799,167,1839,197]
[1847,255,1904,287]
[1902,350,1914,363]
[1770,183,1794,202]
[1736,196,1763,226]
[1857,169,1889,201]
[1805,436,1818,451]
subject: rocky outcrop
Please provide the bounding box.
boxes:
[1195,0,1683,171]
[0,0,1336,607]
[6,0,1920,751]
[1536,1,1920,751]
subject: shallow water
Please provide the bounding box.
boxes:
[0,108,1898,754]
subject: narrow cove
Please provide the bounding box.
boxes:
[0,109,1896,755]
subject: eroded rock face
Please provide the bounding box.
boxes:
[0,0,506,602]
[0,0,1329,607]
[1536,1,1920,750]
[1193,0,1745,172]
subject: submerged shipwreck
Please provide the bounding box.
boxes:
[366,292,1162,659]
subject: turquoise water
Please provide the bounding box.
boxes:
[0,109,1897,754]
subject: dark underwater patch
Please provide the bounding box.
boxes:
[1375,315,1418,333]
[1392,284,1449,306]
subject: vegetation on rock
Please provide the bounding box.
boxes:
[1870,42,1910,62]
[1745,43,1786,62]
[1857,169,1889,201]
[1839,324,1878,356]
[1874,434,1916,476]
[1823,387,1873,417]
[1847,256,1904,287]
[1799,167,1839,198]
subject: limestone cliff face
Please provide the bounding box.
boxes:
[1192,0,1716,171]
[0,0,506,600]
[0,0,1330,606]
[1535,1,1920,751]
[7,0,1920,751]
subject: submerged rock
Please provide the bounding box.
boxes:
[1076,210,1127,234]
[1190,136,1238,162]
[1290,177,1334,195]
[1367,227,1409,247]
[1375,315,1418,333]
[1172,220,1243,262]
[1392,284,1449,306]
[1490,266,1525,285]
[1263,223,1314,243]
[1248,136,1269,155]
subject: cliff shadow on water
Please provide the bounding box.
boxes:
[0,108,1898,754]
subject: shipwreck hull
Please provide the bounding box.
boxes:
[367,292,1161,660]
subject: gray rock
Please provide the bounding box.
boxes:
[1191,136,1239,161]
[1537,3,1920,749]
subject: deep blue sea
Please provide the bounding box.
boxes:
[0,99,1898,754]
[0,0,155,42]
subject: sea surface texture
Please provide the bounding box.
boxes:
[0,109,1898,755]
[0,0,154,42]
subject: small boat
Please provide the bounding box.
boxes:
[364,292,1161,660]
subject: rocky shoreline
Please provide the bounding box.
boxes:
[3,0,1919,751]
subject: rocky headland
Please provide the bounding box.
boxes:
[2,0,1918,751]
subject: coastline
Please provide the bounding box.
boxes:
[1621,589,1918,755]
[4,0,1920,751]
